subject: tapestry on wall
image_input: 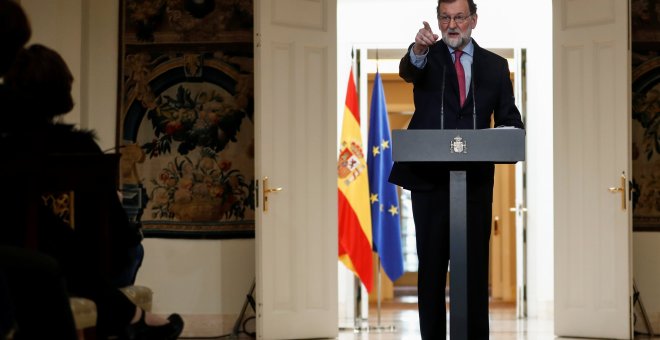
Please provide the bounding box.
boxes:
[117,0,255,239]
[631,0,660,231]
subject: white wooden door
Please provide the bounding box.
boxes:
[553,0,632,338]
[254,0,338,339]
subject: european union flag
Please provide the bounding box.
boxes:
[367,72,404,281]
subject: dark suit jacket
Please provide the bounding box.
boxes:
[388,40,524,201]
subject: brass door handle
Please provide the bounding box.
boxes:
[263,177,283,212]
[608,172,626,210]
[509,204,528,216]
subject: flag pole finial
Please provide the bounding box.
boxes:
[376,48,380,72]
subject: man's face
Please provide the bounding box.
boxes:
[438,0,478,50]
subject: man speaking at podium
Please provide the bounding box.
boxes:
[388,0,524,338]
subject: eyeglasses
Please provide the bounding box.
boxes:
[438,14,472,25]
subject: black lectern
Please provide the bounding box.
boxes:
[391,128,525,339]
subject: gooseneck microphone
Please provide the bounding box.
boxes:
[441,65,446,130]
[472,64,476,130]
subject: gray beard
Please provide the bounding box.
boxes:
[444,37,464,49]
[442,28,472,49]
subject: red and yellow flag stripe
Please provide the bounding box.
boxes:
[337,67,373,292]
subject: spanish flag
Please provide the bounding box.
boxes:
[338,66,373,292]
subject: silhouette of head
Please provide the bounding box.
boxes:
[4,44,75,118]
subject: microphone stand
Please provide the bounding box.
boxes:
[472,64,477,130]
[441,66,446,130]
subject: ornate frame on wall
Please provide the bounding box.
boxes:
[117,0,255,239]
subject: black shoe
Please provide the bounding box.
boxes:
[124,310,184,340]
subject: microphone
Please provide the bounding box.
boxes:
[441,65,446,130]
[471,64,476,129]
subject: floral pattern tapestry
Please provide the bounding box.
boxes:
[118,0,255,238]
[631,0,660,231]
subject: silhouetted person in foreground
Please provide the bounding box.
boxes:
[1,37,184,340]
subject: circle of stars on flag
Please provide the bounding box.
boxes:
[370,139,398,217]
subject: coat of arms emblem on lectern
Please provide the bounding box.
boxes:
[450,135,468,154]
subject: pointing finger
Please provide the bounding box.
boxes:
[422,21,433,33]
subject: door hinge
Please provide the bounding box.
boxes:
[254,179,259,208]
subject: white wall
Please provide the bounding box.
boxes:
[21,0,83,130]
[82,0,120,151]
[137,239,255,314]
[634,234,660,332]
[338,0,555,318]
[21,0,255,315]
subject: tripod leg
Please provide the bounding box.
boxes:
[232,278,256,337]
[634,279,654,337]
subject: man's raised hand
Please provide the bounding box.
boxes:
[413,21,439,55]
